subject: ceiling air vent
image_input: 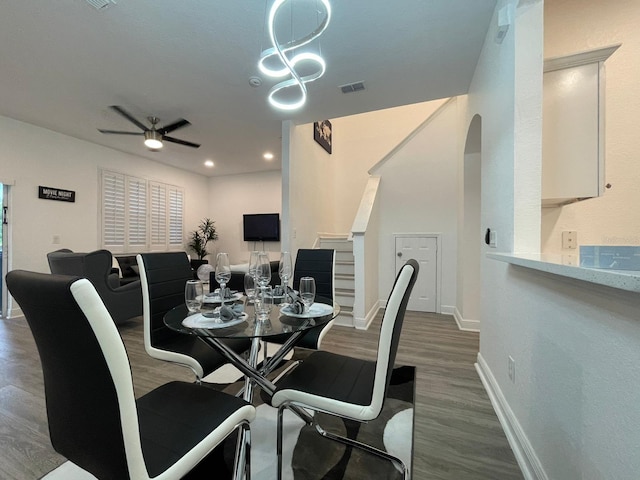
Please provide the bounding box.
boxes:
[85,0,116,10]
[340,81,366,94]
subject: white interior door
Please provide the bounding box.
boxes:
[395,235,437,312]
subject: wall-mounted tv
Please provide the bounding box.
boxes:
[243,213,280,242]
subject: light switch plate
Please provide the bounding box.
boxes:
[562,231,577,249]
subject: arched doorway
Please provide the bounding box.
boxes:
[458,114,482,330]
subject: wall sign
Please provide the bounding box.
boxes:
[38,186,76,203]
[313,119,332,154]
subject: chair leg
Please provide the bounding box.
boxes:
[277,405,285,480]
[243,422,251,480]
[233,422,252,480]
[314,420,410,480]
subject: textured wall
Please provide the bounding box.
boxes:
[469,1,640,478]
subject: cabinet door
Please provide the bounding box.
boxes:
[542,62,600,205]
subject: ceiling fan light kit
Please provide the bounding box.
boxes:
[144,130,163,150]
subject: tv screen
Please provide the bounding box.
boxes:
[243,213,280,242]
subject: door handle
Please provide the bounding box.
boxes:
[397,252,402,257]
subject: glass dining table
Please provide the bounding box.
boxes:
[163,294,340,479]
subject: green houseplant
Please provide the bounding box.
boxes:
[187,218,218,261]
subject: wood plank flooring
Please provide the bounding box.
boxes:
[0,310,523,479]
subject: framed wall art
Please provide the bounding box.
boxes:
[313,120,332,154]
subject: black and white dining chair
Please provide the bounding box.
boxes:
[137,252,251,382]
[271,259,419,480]
[269,248,336,351]
[6,270,255,480]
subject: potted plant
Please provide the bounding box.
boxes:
[187,218,218,269]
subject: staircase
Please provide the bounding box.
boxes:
[318,235,354,326]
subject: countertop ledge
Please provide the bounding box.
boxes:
[487,253,640,293]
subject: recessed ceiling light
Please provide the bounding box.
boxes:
[263,152,274,160]
[204,160,214,168]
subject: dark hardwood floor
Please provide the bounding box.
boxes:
[0,310,523,479]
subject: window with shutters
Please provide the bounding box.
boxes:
[100,170,184,253]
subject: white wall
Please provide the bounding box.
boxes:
[372,99,460,312]
[469,1,640,478]
[327,100,447,233]
[287,122,334,255]
[461,151,481,324]
[286,100,447,255]
[207,170,282,263]
[541,0,640,254]
[0,115,208,279]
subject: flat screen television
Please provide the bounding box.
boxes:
[243,213,280,242]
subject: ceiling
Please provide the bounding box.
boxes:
[0,0,496,177]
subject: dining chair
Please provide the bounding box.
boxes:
[137,252,251,382]
[271,259,419,480]
[6,270,255,480]
[269,248,336,351]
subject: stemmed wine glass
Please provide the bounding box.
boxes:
[299,277,316,313]
[248,251,260,281]
[215,253,231,308]
[278,251,292,300]
[256,252,271,290]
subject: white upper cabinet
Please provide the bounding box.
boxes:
[542,45,619,207]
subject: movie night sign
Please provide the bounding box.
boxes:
[38,186,76,203]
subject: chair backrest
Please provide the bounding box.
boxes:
[46,248,75,272]
[6,270,146,479]
[371,259,419,416]
[293,249,335,301]
[137,252,193,346]
[47,249,114,291]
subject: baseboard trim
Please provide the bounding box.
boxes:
[475,353,548,480]
[440,304,455,315]
[354,301,380,330]
[453,307,480,332]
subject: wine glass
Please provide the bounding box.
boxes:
[299,277,316,313]
[185,280,203,314]
[244,273,256,303]
[248,251,260,281]
[255,285,273,321]
[278,251,292,293]
[215,253,231,307]
[256,252,271,289]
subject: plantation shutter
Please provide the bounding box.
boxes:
[150,182,167,249]
[168,187,184,247]
[102,171,126,250]
[127,177,147,249]
[101,170,184,253]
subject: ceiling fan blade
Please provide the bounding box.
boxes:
[109,106,148,131]
[158,118,190,135]
[163,136,201,148]
[98,129,144,135]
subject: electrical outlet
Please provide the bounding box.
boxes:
[508,356,515,383]
[52,234,61,245]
